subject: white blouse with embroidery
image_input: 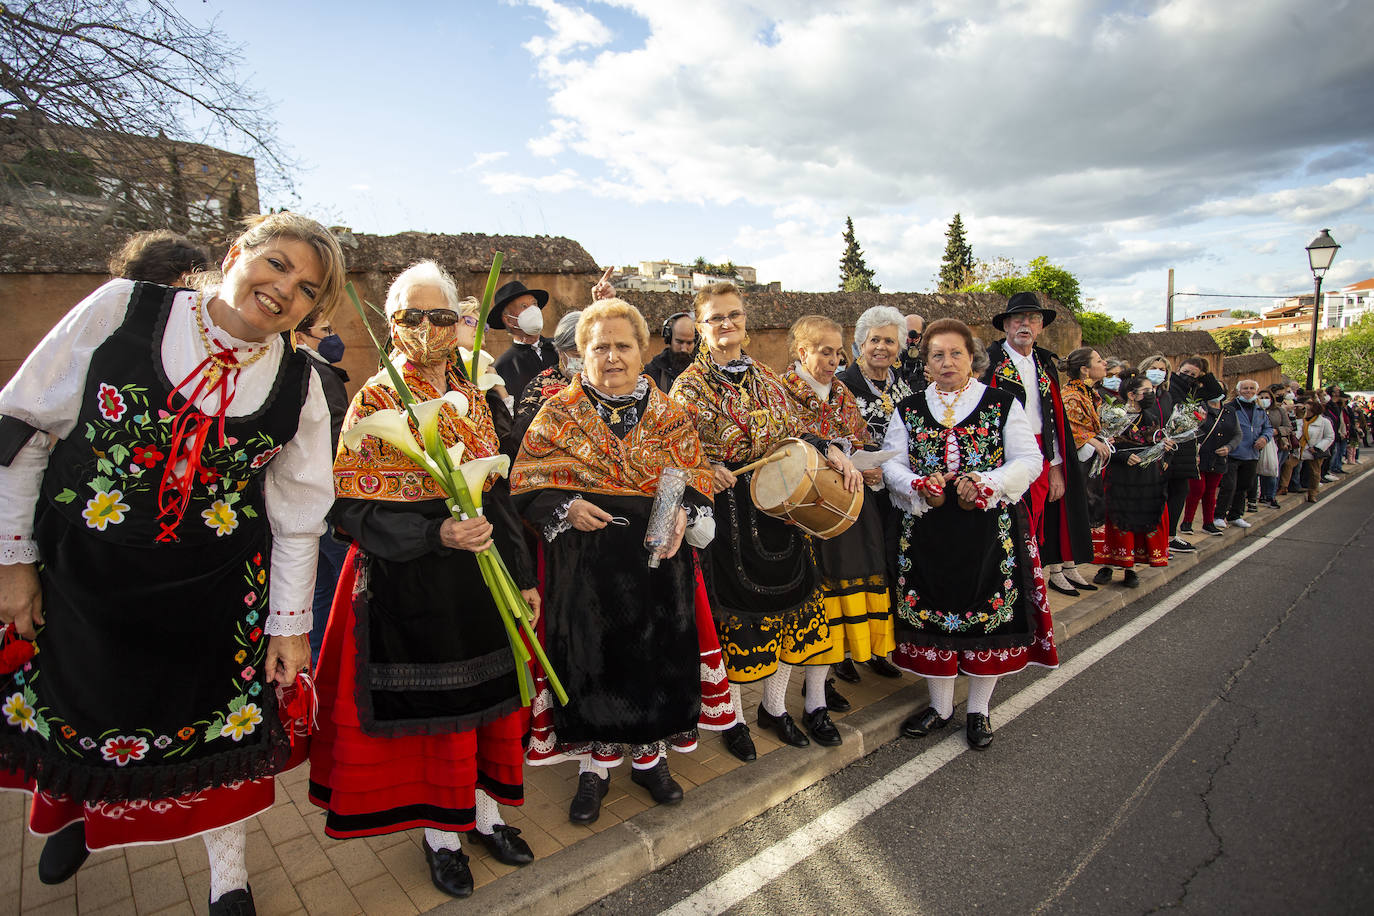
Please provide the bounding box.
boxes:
[880,380,1042,516]
[0,279,333,636]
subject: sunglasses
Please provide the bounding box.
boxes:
[392,308,477,328]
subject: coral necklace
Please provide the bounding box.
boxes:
[196,293,271,385]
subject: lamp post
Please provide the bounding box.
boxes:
[1304,229,1340,389]
[1249,328,1263,351]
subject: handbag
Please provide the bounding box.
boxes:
[1257,438,1279,477]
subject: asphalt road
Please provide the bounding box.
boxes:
[585,472,1374,916]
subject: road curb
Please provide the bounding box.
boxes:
[444,459,1372,916]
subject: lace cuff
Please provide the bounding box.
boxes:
[264,608,313,637]
[0,537,39,565]
[544,494,582,541]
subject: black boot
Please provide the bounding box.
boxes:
[630,759,684,804]
[568,771,610,824]
[38,821,89,885]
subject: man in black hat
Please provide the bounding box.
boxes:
[492,280,558,402]
[982,292,1093,581]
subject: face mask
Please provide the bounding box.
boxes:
[1145,368,1166,385]
[1239,395,1255,404]
[393,323,456,367]
[1140,392,1157,408]
[516,305,545,336]
[1258,397,1272,408]
[1102,376,1122,391]
[1285,395,1295,404]
[316,333,345,363]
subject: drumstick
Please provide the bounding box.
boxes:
[732,450,791,476]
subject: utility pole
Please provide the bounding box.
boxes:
[1166,269,1174,331]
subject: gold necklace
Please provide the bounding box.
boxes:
[196,293,272,385]
[934,378,973,428]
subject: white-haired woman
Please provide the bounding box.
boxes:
[0,213,346,914]
[833,305,913,686]
[309,261,542,899]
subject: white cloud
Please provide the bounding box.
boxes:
[467,151,508,170]
[1188,174,1374,224]
[348,183,371,191]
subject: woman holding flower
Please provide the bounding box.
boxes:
[511,299,716,824]
[881,319,1057,751]
[308,261,540,900]
[0,213,346,915]
[1091,369,1170,587]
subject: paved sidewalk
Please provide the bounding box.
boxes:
[6,460,1369,915]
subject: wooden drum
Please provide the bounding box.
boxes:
[749,437,862,539]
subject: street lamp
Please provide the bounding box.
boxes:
[1249,328,1264,351]
[1304,229,1340,389]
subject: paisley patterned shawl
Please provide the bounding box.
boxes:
[1062,378,1103,448]
[669,352,806,465]
[333,359,497,503]
[779,366,869,449]
[510,374,714,500]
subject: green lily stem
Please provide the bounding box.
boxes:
[469,253,504,384]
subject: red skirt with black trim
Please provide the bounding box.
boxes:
[1092,509,1170,568]
[306,546,527,839]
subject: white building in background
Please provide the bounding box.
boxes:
[1321,278,1374,329]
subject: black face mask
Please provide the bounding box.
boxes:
[1140,392,1157,410]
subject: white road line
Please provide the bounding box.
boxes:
[660,476,1367,916]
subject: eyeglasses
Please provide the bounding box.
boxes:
[702,310,745,327]
[392,308,477,328]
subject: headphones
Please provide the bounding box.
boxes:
[661,312,694,344]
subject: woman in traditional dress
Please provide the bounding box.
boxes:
[308,261,541,899]
[511,299,716,823]
[0,213,346,915]
[834,306,914,686]
[778,315,888,745]
[1058,347,1112,589]
[1091,369,1170,588]
[669,282,859,762]
[882,319,1058,750]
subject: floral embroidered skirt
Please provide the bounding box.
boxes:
[1092,509,1170,569]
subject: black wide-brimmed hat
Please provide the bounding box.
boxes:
[488,280,550,329]
[992,291,1057,331]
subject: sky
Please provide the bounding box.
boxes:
[192,0,1374,331]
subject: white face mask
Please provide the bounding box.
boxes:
[1259,398,1272,408]
[516,305,545,336]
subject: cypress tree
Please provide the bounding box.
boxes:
[839,216,880,292]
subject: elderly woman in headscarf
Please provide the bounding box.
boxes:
[0,213,346,914]
[511,299,716,824]
[308,261,541,900]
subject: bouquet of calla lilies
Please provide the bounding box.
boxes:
[341,255,567,707]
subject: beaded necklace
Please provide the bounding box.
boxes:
[933,377,974,428]
[195,292,272,385]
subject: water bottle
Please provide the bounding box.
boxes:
[644,467,689,568]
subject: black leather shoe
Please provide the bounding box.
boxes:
[38,821,89,885]
[833,658,861,683]
[722,722,757,761]
[630,759,685,805]
[1047,578,1079,597]
[966,712,994,750]
[208,886,255,916]
[1092,567,1114,585]
[1123,570,1140,588]
[207,889,256,916]
[866,656,903,678]
[824,678,851,712]
[900,706,953,738]
[466,823,534,866]
[1065,575,1098,591]
[757,704,810,747]
[568,771,610,824]
[803,707,843,746]
[422,840,474,898]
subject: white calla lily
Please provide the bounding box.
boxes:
[341,408,425,464]
[446,441,466,468]
[458,454,511,508]
[458,346,505,391]
[411,391,470,456]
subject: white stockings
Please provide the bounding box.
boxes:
[203,822,248,904]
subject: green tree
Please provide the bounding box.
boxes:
[1211,328,1252,355]
[959,255,1082,312]
[937,213,974,292]
[1230,309,1259,319]
[1314,313,1374,388]
[1078,310,1133,347]
[1024,256,1082,313]
[839,216,880,292]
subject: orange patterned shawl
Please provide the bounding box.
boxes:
[510,375,714,500]
[779,365,869,449]
[669,354,807,465]
[334,359,497,503]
